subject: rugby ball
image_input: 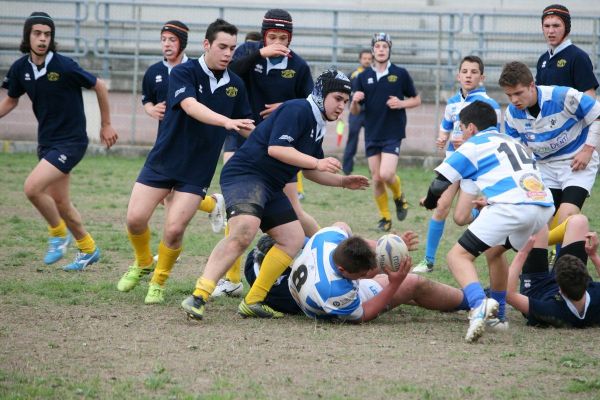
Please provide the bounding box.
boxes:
[376,234,409,272]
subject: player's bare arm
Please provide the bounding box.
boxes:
[143,101,166,121]
[302,169,369,190]
[0,95,19,118]
[268,145,341,172]
[180,97,254,132]
[350,91,364,115]
[585,232,600,277]
[94,78,118,149]
[259,43,290,58]
[505,236,535,314]
[386,94,421,110]
[259,102,282,119]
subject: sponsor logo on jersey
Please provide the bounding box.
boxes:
[58,154,67,164]
[47,72,60,81]
[174,86,186,97]
[254,64,264,73]
[225,86,238,97]
[519,173,546,202]
[278,134,294,143]
[155,74,163,83]
[387,74,398,83]
[541,61,547,68]
[198,84,203,94]
[332,296,353,307]
[557,59,567,68]
[367,77,374,84]
[24,73,31,81]
[281,69,296,78]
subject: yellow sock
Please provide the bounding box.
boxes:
[193,277,217,301]
[386,175,402,200]
[245,246,292,304]
[548,216,571,246]
[127,227,153,267]
[297,172,304,194]
[75,234,96,254]
[549,213,560,230]
[375,192,391,220]
[48,219,68,238]
[150,241,182,286]
[198,195,216,213]
[221,224,242,283]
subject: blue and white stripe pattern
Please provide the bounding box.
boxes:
[436,127,554,207]
[504,85,600,161]
[288,227,363,320]
[441,87,501,152]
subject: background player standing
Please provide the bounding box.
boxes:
[0,12,118,271]
[351,32,421,232]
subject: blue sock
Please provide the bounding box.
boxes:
[464,282,485,309]
[470,208,480,220]
[425,218,445,264]
[456,290,470,311]
[490,290,507,320]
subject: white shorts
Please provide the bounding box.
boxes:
[357,279,383,302]
[468,203,555,251]
[538,152,599,193]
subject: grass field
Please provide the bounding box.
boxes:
[1,152,600,400]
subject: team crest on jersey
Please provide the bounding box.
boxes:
[47,72,60,81]
[281,69,296,78]
[520,173,546,201]
[557,59,567,68]
[155,74,163,83]
[225,86,238,97]
[24,73,31,81]
[387,75,398,83]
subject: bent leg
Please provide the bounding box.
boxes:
[284,181,319,237]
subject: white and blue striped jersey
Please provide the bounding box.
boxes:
[288,227,363,321]
[436,127,554,206]
[504,85,600,161]
[441,87,501,152]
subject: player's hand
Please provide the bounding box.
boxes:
[225,118,255,132]
[100,124,118,149]
[259,44,290,58]
[149,102,166,121]
[518,235,536,256]
[585,232,599,256]
[315,157,341,173]
[352,91,364,103]
[472,197,488,210]
[450,136,464,149]
[400,231,419,251]
[259,102,282,119]
[419,196,427,207]
[571,146,594,171]
[436,134,449,150]
[341,175,370,190]
[386,96,403,109]
[383,255,412,285]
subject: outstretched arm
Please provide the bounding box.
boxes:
[180,97,254,133]
[302,169,369,190]
[585,232,600,277]
[506,236,536,315]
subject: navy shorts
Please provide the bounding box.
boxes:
[223,132,246,153]
[136,165,207,197]
[220,174,297,232]
[244,249,301,314]
[365,138,402,157]
[38,142,87,174]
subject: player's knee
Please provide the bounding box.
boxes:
[163,222,186,243]
[379,170,395,183]
[23,179,41,200]
[229,225,256,251]
[126,211,148,233]
[566,214,589,234]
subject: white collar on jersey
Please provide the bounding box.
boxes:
[561,290,590,319]
[266,55,289,74]
[373,61,391,81]
[306,95,327,142]
[548,38,572,59]
[198,54,230,93]
[28,51,54,80]
[163,54,188,74]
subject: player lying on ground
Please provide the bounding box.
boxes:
[507,214,600,327]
